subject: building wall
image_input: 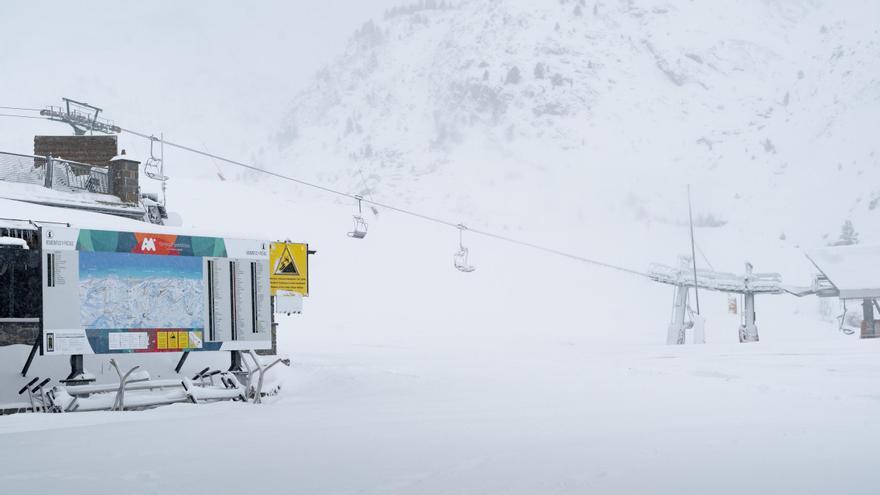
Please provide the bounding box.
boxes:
[0,322,40,346]
[33,135,140,205]
[34,135,118,166]
[0,246,41,347]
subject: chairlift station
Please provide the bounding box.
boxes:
[1,97,879,414]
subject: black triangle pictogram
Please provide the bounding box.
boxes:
[273,244,300,276]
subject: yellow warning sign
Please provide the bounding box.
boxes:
[269,242,309,296]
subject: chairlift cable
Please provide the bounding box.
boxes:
[0,108,650,279]
[0,106,42,112]
[0,113,51,121]
[0,110,651,279]
[464,227,649,277]
[120,126,353,200]
[117,126,651,278]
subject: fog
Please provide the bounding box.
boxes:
[0,0,403,167]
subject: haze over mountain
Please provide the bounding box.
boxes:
[265,0,879,247]
[3,4,880,492]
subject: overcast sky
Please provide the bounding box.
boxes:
[0,0,402,174]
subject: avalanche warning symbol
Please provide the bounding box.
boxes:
[269,242,309,296]
[273,244,299,276]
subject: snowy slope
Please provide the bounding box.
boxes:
[2,188,880,495]
[265,0,879,245]
[0,115,877,495]
[2,2,880,493]
[3,0,873,386]
[4,308,880,494]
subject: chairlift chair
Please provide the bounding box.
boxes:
[454,247,475,272]
[454,224,476,272]
[347,196,368,239]
[143,137,168,181]
[143,157,167,181]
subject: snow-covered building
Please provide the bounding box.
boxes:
[807,245,880,338]
[0,219,40,347]
[0,135,150,222]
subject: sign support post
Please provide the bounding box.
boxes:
[66,354,85,381]
[229,350,243,372]
[862,298,876,339]
[21,335,41,377]
[175,351,190,373]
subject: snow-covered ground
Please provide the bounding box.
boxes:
[3,330,880,494]
[1,0,879,493]
[2,173,878,493]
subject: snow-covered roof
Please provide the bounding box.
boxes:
[805,245,880,299]
[110,154,140,162]
[0,180,144,218]
[0,236,29,249]
[0,197,264,240]
[0,217,37,230]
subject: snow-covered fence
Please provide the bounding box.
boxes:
[0,151,110,195]
[0,151,47,187]
[49,157,110,194]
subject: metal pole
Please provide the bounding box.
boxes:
[174,350,190,373]
[67,354,84,380]
[21,335,40,377]
[160,132,167,207]
[740,263,759,343]
[44,156,53,189]
[862,298,875,339]
[741,292,758,343]
[667,284,689,345]
[229,350,242,372]
[687,185,700,315]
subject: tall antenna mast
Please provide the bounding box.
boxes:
[160,133,166,206]
[687,184,701,315]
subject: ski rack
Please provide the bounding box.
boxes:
[12,352,291,414]
[234,350,291,404]
[47,369,247,413]
[17,377,53,412]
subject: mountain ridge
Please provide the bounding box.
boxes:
[261,0,879,244]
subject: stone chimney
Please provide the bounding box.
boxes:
[109,152,140,204]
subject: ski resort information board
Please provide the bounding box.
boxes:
[269,242,309,296]
[40,226,271,355]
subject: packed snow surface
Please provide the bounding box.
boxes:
[2,337,880,494]
[1,0,879,493]
[2,172,879,493]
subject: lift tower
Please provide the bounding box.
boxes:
[40,98,122,136]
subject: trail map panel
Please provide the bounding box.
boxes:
[269,242,309,296]
[79,251,205,330]
[41,226,271,355]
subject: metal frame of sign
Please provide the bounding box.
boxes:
[40,226,272,356]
